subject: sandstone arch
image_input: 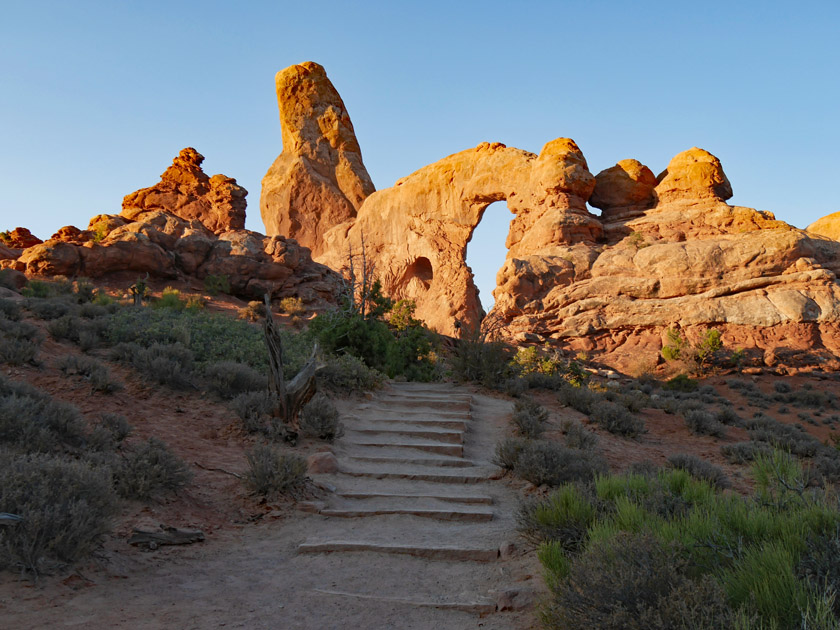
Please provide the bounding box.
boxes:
[321,139,603,336]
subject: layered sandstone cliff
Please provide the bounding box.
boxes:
[260,62,375,258]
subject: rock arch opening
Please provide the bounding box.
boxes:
[465,201,513,313]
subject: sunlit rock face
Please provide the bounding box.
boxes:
[122,147,247,235]
[260,61,375,259]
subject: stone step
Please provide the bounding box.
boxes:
[346,425,464,444]
[319,506,494,522]
[339,463,490,484]
[311,588,496,614]
[377,393,473,404]
[364,399,471,413]
[345,415,468,430]
[298,541,499,562]
[344,438,463,457]
[335,491,493,505]
[346,454,475,468]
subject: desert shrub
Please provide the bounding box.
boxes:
[56,354,122,393]
[202,361,266,399]
[114,437,191,500]
[511,398,548,439]
[494,437,530,470]
[0,376,87,453]
[202,274,230,296]
[279,296,306,315]
[21,278,73,299]
[298,393,344,441]
[518,484,597,549]
[0,451,117,574]
[543,532,736,630]
[78,303,108,319]
[590,401,646,437]
[0,316,39,341]
[502,376,529,397]
[126,343,195,389]
[798,525,840,617]
[88,413,133,451]
[746,415,822,457]
[243,444,307,498]
[557,382,602,415]
[775,381,793,394]
[47,314,81,342]
[716,406,743,427]
[561,420,598,450]
[0,336,40,366]
[513,440,607,486]
[152,287,186,310]
[0,297,22,321]
[237,300,265,322]
[25,297,76,320]
[449,327,514,388]
[684,410,728,438]
[317,353,385,393]
[720,441,773,465]
[512,346,564,376]
[663,373,698,392]
[231,391,277,435]
[667,453,730,489]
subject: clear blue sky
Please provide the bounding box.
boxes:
[2,0,838,308]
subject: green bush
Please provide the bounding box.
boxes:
[0,336,40,365]
[561,420,599,450]
[721,441,773,465]
[449,327,514,388]
[518,484,596,549]
[667,453,730,489]
[202,274,230,296]
[298,393,344,441]
[243,444,307,498]
[590,401,646,437]
[114,437,191,500]
[0,298,22,321]
[55,354,123,393]
[317,353,385,393]
[25,297,77,320]
[117,342,195,389]
[0,451,118,574]
[202,361,267,399]
[494,437,530,470]
[21,278,73,299]
[557,382,601,415]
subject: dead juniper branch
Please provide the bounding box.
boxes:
[128,525,205,549]
[263,294,322,437]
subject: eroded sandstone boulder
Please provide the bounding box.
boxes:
[653,147,732,204]
[589,159,657,221]
[1,227,42,250]
[807,211,840,241]
[122,148,247,234]
[260,61,375,257]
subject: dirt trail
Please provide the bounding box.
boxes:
[2,383,540,629]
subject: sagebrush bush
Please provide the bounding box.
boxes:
[88,413,133,451]
[126,343,195,389]
[298,393,344,441]
[231,390,277,435]
[684,410,727,438]
[746,415,821,457]
[667,453,730,489]
[243,444,307,498]
[0,450,117,574]
[114,437,191,499]
[561,420,598,450]
[25,297,77,320]
[590,400,646,437]
[0,298,22,321]
[557,382,601,415]
[720,440,773,465]
[512,398,548,438]
[0,376,87,452]
[47,314,81,342]
[0,336,40,365]
[202,361,266,399]
[317,353,385,393]
[21,278,73,299]
[56,354,123,393]
[494,437,530,470]
[449,328,513,388]
[202,274,230,296]
[513,440,607,486]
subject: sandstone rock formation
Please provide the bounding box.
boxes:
[122,148,247,234]
[589,159,657,221]
[319,140,602,335]
[0,227,42,250]
[260,62,375,258]
[807,211,840,241]
[653,147,732,204]
[4,152,340,306]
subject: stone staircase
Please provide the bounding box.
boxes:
[298,382,517,619]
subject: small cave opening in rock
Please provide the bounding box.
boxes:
[399,256,434,300]
[465,201,513,313]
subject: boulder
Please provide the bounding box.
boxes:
[122,148,247,234]
[0,227,42,250]
[260,61,375,257]
[807,211,840,241]
[589,158,657,221]
[653,147,732,204]
[307,452,339,474]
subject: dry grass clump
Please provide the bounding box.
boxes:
[237,300,266,322]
